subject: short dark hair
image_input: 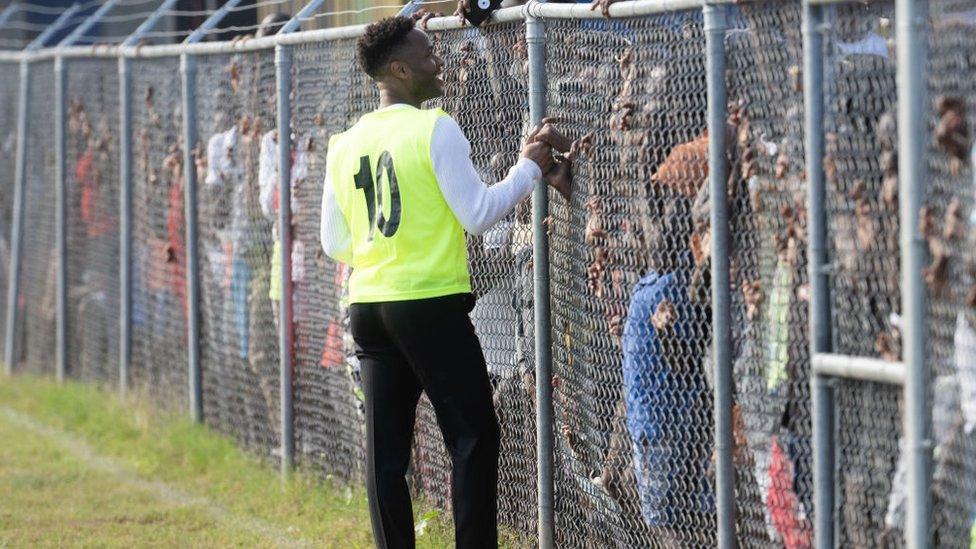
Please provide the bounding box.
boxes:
[356,16,415,78]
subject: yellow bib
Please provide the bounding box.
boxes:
[326,105,471,303]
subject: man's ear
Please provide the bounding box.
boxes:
[388,59,409,81]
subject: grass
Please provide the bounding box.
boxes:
[0,375,456,548]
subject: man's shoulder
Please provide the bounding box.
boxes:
[326,127,352,154]
[429,108,455,126]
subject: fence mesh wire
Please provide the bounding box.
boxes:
[289,24,539,535]
[821,3,904,547]
[0,60,18,360]
[7,5,976,548]
[926,0,976,546]
[16,59,56,376]
[835,378,902,547]
[194,50,281,457]
[64,57,120,387]
[128,56,188,410]
[545,12,715,548]
[725,2,814,548]
[427,21,538,536]
[290,37,371,483]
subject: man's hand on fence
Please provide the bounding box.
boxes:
[545,158,573,201]
[453,0,470,25]
[410,9,442,30]
[525,119,575,201]
[521,142,554,174]
[589,0,621,18]
[534,117,573,154]
[522,125,555,173]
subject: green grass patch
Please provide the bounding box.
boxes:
[0,375,456,548]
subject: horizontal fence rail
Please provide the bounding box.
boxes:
[1,0,975,547]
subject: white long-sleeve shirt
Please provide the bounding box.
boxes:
[320,106,540,263]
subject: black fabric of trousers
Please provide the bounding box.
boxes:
[351,293,500,549]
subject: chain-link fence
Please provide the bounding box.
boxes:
[434,21,540,540]
[64,57,121,387]
[725,2,814,547]
[821,3,904,546]
[545,11,714,548]
[926,0,976,546]
[194,49,281,456]
[128,56,189,410]
[5,1,976,547]
[16,59,56,377]
[290,36,371,483]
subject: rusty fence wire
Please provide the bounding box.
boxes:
[3,1,976,547]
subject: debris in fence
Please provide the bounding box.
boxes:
[850,180,878,249]
[584,197,606,246]
[875,327,901,362]
[924,237,950,293]
[919,205,937,240]
[228,61,241,93]
[881,174,898,208]
[741,279,764,321]
[944,197,965,241]
[935,95,969,169]
[788,64,802,93]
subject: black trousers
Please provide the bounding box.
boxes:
[351,293,500,549]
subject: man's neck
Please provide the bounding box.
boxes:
[378,87,422,109]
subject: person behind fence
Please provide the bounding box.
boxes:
[318,16,571,548]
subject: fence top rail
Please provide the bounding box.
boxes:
[4,0,724,62]
[527,0,704,18]
[122,0,707,58]
[806,0,886,4]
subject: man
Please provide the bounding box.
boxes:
[319,16,570,548]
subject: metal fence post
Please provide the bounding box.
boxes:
[802,2,836,547]
[54,55,67,383]
[113,0,180,400]
[4,59,30,375]
[181,52,203,423]
[3,4,81,375]
[896,0,932,545]
[704,3,734,548]
[118,55,132,398]
[525,4,555,547]
[275,43,295,476]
